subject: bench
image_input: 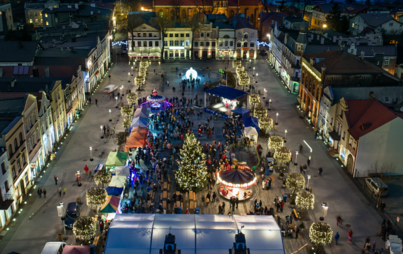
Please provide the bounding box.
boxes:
[163,191,167,199]
[176,201,180,207]
[293,209,299,219]
[163,182,168,190]
[168,175,171,183]
[163,200,167,209]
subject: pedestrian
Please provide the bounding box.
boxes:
[318,167,323,176]
[95,98,98,106]
[335,232,340,245]
[348,230,353,243]
[99,219,104,233]
[54,175,58,185]
[299,164,303,174]
[235,197,239,209]
[295,226,300,239]
[43,188,47,198]
[37,187,42,198]
[380,201,386,213]
[154,69,156,73]
[299,144,303,153]
[63,187,67,195]
[84,165,89,176]
[307,157,311,166]
[58,186,62,197]
[373,241,376,251]
[212,191,216,202]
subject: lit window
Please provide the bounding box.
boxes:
[46,21,49,25]
[45,13,48,18]
[30,19,33,23]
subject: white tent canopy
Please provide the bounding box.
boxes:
[108,175,126,188]
[244,126,258,142]
[114,166,130,176]
[105,214,285,254]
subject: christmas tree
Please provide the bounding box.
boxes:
[175,133,208,191]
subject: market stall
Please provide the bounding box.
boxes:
[244,126,258,143]
[204,86,247,117]
[232,107,250,117]
[133,107,149,119]
[217,167,257,201]
[105,151,129,170]
[62,245,90,254]
[100,195,121,220]
[105,186,124,196]
[124,126,148,152]
[243,116,260,133]
[115,166,131,176]
[129,116,148,133]
[109,175,127,188]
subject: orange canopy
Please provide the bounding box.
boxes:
[124,126,148,152]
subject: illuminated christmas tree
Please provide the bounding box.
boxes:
[175,133,208,191]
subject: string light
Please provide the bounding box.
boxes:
[268,136,284,151]
[121,105,135,118]
[249,94,260,107]
[274,146,292,166]
[94,169,112,187]
[285,173,305,195]
[309,222,333,246]
[86,187,108,208]
[112,41,128,47]
[73,216,97,241]
[258,116,273,134]
[296,190,315,210]
[253,104,268,119]
[126,93,138,105]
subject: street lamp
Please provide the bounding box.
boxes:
[115,96,119,108]
[100,125,103,135]
[269,99,271,110]
[264,88,267,99]
[89,146,93,161]
[285,129,287,140]
[306,174,311,190]
[275,112,279,125]
[100,135,104,156]
[253,67,255,76]
[128,72,130,83]
[109,109,112,122]
[256,73,258,77]
[295,151,298,165]
[320,203,328,221]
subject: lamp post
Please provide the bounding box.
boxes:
[269,99,271,110]
[128,72,130,83]
[115,96,119,108]
[295,151,298,165]
[285,129,287,141]
[320,203,328,221]
[109,109,112,123]
[275,112,279,125]
[89,146,93,161]
[253,67,255,76]
[100,135,104,156]
[264,88,267,99]
[306,174,311,190]
[100,125,103,135]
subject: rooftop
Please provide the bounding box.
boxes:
[0,78,70,93]
[0,41,40,63]
[356,13,395,27]
[314,3,368,14]
[229,15,255,30]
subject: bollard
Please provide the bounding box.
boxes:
[77,197,81,204]
[58,233,62,241]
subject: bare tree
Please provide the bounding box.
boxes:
[186,13,201,59]
[127,15,145,51]
[369,161,396,207]
[150,16,174,61]
[192,0,218,15]
[170,0,183,23]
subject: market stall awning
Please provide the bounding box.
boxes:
[125,126,148,152]
[244,126,258,136]
[109,175,127,188]
[129,116,148,132]
[105,151,129,167]
[62,245,90,254]
[243,116,260,133]
[100,195,121,214]
[219,169,255,185]
[133,107,149,119]
[105,186,124,196]
[232,107,250,117]
[205,86,247,100]
[115,166,130,176]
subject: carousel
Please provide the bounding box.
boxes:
[144,88,172,111]
[217,163,257,201]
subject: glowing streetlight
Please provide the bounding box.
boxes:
[89,146,93,161]
[295,151,298,165]
[306,174,311,190]
[109,109,112,122]
[269,99,271,110]
[276,112,279,125]
[285,129,287,139]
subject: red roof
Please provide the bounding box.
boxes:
[360,26,374,34]
[0,92,27,99]
[62,245,90,254]
[346,99,397,140]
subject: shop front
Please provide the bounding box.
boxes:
[165,46,188,59]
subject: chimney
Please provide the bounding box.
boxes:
[321,66,326,80]
[321,37,324,44]
[310,57,316,66]
[19,42,23,48]
[11,79,16,87]
[361,51,365,60]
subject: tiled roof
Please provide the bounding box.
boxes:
[0,41,39,63]
[304,45,397,57]
[229,15,255,29]
[315,3,368,14]
[346,99,396,139]
[154,0,212,5]
[357,13,395,27]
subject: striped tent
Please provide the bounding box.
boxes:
[218,169,255,186]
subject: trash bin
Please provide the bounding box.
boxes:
[282,194,288,203]
[195,207,200,214]
[58,233,62,241]
[77,197,81,204]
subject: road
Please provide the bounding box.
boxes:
[0,56,386,254]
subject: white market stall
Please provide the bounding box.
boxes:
[244,126,258,143]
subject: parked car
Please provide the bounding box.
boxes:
[103,84,118,93]
[365,177,389,197]
[41,241,66,254]
[65,202,80,229]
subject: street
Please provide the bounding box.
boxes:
[0,56,386,254]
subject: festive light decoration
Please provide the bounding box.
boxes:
[249,94,261,107]
[94,169,112,187]
[309,222,333,246]
[296,190,315,210]
[274,146,292,168]
[258,116,273,134]
[268,136,284,151]
[86,187,108,209]
[257,41,270,47]
[73,216,97,242]
[121,105,134,118]
[285,173,305,195]
[112,41,128,47]
[135,76,145,86]
[238,71,250,88]
[253,104,267,119]
[232,60,242,68]
[175,133,208,191]
[126,93,138,105]
[122,116,131,130]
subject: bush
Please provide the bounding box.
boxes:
[299,222,305,229]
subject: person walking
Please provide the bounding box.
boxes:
[37,187,42,198]
[335,232,340,245]
[212,192,216,202]
[63,187,67,196]
[54,175,58,185]
[380,201,386,213]
[295,226,300,239]
[372,241,376,251]
[43,188,47,198]
[99,219,104,233]
[348,230,353,243]
[95,98,98,106]
[84,165,89,176]
[58,186,62,197]
[318,167,323,176]
[235,197,239,209]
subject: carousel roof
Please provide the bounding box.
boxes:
[219,169,255,185]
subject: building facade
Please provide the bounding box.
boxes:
[164,26,192,59]
[37,91,55,160]
[0,150,16,231]
[0,4,14,32]
[193,23,218,59]
[50,80,67,143]
[350,13,403,36]
[216,23,235,59]
[128,22,162,59]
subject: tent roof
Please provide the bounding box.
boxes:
[105,214,284,254]
[124,127,148,151]
[133,107,149,118]
[109,175,127,188]
[105,151,129,167]
[205,86,247,100]
[100,195,120,213]
[243,117,260,133]
[115,166,130,176]
[232,107,250,116]
[244,126,258,136]
[104,186,124,196]
[62,245,90,254]
[130,116,148,129]
[219,169,255,185]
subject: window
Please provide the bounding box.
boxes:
[175,40,179,46]
[180,33,184,37]
[164,41,167,46]
[45,13,48,17]
[390,22,393,26]
[46,21,49,26]
[342,131,346,140]
[207,33,210,37]
[201,32,204,37]
[186,40,189,46]
[243,42,248,47]
[4,180,9,193]
[225,41,228,46]
[143,41,147,47]
[170,41,173,46]
[149,41,152,46]
[352,23,355,28]
[175,34,179,37]
[180,40,184,46]
[156,41,159,47]
[137,33,141,37]
[244,33,248,38]
[1,162,6,175]
[206,42,210,46]
[11,166,15,179]
[149,33,152,37]
[212,41,216,47]
[29,19,33,23]
[17,159,21,173]
[14,138,18,150]
[219,41,223,46]
[250,42,255,47]
[137,41,141,47]
[194,41,198,46]
[186,33,189,37]
[169,34,173,37]
[143,33,147,37]
[237,42,241,47]
[384,59,390,65]
[230,41,233,46]
[200,41,204,46]
[297,45,301,51]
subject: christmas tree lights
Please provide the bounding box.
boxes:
[296,190,315,210]
[121,105,134,118]
[126,93,138,105]
[268,136,284,151]
[285,173,305,194]
[309,222,333,246]
[94,169,112,187]
[249,94,260,107]
[73,216,97,242]
[253,104,267,119]
[175,133,208,191]
[274,146,292,169]
[86,187,108,209]
[259,116,273,134]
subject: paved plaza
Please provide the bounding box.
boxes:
[0,53,389,254]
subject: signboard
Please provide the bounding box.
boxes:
[242,48,249,51]
[169,46,184,50]
[57,204,64,217]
